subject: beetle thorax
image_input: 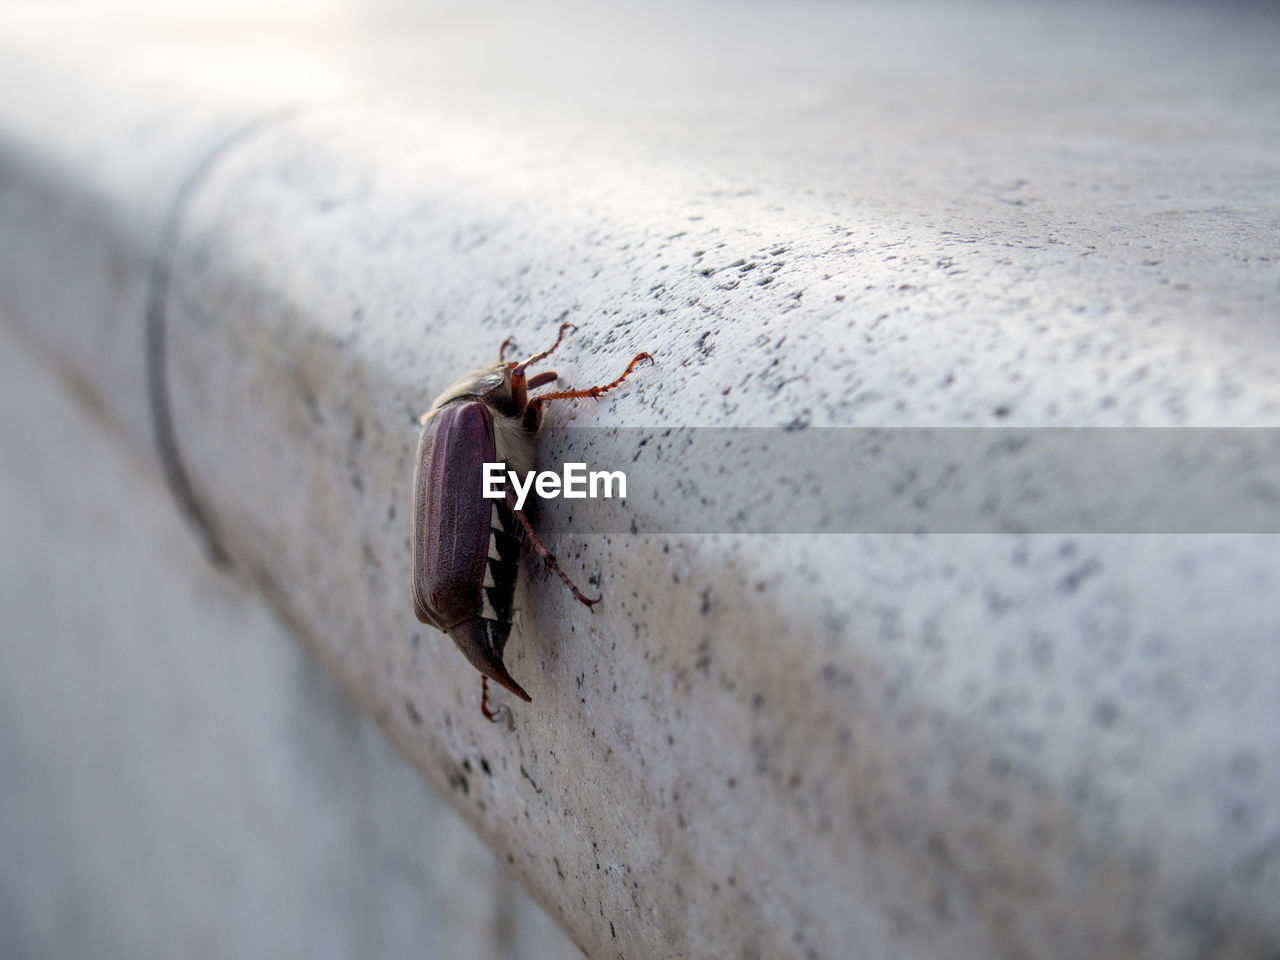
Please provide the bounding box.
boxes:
[421,363,537,477]
[420,363,516,424]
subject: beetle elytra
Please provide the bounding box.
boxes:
[411,323,652,721]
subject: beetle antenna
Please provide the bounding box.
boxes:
[499,336,518,362]
[525,370,558,390]
[531,352,653,404]
[513,322,576,375]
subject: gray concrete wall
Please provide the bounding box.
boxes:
[2,2,1278,959]
[0,320,575,958]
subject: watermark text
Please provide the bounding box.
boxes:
[483,462,627,510]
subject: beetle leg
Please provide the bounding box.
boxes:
[481,675,495,720]
[505,490,602,607]
[521,372,557,433]
[513,322,576,375]
[480,677,516,727]
[529,352,653,404]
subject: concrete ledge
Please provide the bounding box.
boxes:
[0,321,572,959]
[2,2,1279,958]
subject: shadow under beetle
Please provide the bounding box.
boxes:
[411,323,652,721]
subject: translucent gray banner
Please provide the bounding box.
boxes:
[519,428,1280,534]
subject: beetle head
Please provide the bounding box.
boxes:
[421,363,525,424]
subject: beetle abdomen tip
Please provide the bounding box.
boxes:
[448,617,531,702]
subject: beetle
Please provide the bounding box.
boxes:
[412,323,652,721]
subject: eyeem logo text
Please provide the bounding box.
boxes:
[483,463,627,511]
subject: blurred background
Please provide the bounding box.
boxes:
[3,1,1279,959]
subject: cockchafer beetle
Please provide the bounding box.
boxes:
[412,323,652,722]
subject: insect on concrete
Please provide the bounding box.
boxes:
[411,323,652,721]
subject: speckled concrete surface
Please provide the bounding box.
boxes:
[2,2,1278,958]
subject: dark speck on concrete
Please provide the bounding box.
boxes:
[1058,558,1102,594]
[521,765,543,794]
[1093,699,1120,728]
[1227,752,1259,784]
[784,411,811,431]
[448,767,470,795]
